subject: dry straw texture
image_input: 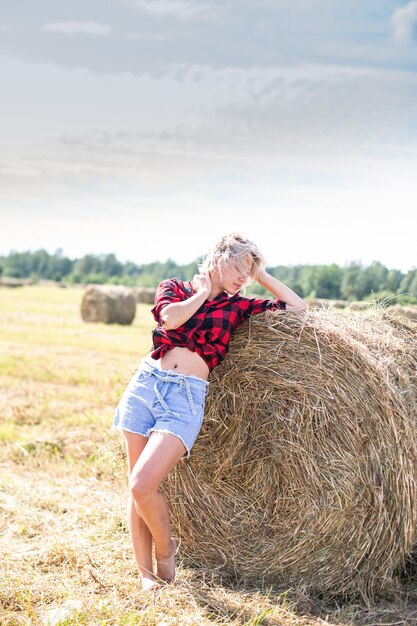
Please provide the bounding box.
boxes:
[162,308,417,600]
[81,285,136,324]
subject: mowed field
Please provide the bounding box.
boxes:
[1,285,417,626]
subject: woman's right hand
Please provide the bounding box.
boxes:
[192,272,211,296]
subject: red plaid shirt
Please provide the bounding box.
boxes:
[149,277,286,372]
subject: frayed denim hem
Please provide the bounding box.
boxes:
[148,427,190,460]
[111,424,191,460]
[112,423,150,438]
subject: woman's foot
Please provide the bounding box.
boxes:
[156,538,177,582]
[141,576,161,591]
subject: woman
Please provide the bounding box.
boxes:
[113,233,306,590]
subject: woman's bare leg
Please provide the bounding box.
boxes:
[127,429,187,582]
[123,431,155,586]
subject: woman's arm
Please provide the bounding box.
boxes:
[161,274,211,330]
[256,270,307,312]
[161,289,209,330]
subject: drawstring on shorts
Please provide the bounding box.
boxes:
[150,369,197,416]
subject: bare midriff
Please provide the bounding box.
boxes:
[147,346,210,380]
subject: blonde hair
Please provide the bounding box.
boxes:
[198,233,266,288]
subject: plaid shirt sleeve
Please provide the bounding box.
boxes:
[150,278,183,324]
[238,296,286,320]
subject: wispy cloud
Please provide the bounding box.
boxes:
[126,32,169,40]
[42,22,112,35]
[391,1,417,45]
[128,0,214,19]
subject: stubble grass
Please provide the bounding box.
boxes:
[1,285,417,625]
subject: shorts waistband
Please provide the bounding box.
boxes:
[141,355,209,389]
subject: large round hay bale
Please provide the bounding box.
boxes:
[162,309,417,598]
[81,285,136,324]
[132,287,156,304]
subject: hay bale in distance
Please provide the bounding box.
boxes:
[305,298,328,309]
[0,278,32,288]
[306,298,349,310]
[132,287,156,304]
[348,301,371,311]
[163,308,417,598]
[392,306,417,322]
[331,300,348,309]
[81,285,136,324]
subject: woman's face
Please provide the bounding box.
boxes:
[216,255,253,294]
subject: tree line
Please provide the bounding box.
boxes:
[1,249,416,304]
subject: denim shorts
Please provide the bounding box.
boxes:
[112,354,210,459]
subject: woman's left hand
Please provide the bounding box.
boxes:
[254,269,268,284]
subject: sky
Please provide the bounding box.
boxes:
[1,0,417,272]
